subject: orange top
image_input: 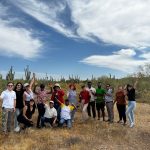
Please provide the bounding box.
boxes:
[115,91,126,105]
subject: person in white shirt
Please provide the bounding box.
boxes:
[86,81,96,119]
[58,99,76,129]
[0,82,16,134]
[23,73,35,106]
[41,101,57,128]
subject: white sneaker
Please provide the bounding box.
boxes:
[130,123,134,128]
[14,126,20,132]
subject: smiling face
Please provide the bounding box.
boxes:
[25,85,30,91]
[7,83,14,91]
[16,83,22,91]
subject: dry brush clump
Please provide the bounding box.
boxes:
[0,103,150,150]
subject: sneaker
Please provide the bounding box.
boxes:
[14,126,20,132]
[130,123,134,128]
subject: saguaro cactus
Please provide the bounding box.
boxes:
[0,73,2,80]
[6,66,15,81]
[24,65,31,81]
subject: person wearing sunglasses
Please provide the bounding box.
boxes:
[0,82,16,134]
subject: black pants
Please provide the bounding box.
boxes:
[37,103,45,127]
[41,117,54,127]
[96,102,105,120]
[117,104,126,123]
[17,115,33,128]
[87,101,96,118]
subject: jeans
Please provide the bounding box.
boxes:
[59,118,72,128]
[37,103,45,127]
[87,101,96,118]
[106,101,114,122]
[14,108,22,129]
[126,101,136,125]
[41,117,54,127]
[117,104,126,123]
[2,108,14,132]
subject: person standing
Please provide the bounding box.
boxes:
[95,82,106,121]
[51,83,65,122]
[79,85,91,122]
[114,86,126,125]
[86,81,96,119]
[35,83,52,128]
[0,82,16,134]
[23,73,35,106]
[14,82,24,132]
[105,84,114,123]
[67,84,77,122]
[125,80,138,128]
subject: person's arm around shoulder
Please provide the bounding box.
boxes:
[13,91,16,112]
[23,92,26,107]
[106,89,113,97]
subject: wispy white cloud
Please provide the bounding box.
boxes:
[11,0,150,49]
[80,49,149,72]
[68,0,150,48]
[0,3,42,59]
[11,0,77,38]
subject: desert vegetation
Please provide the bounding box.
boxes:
[0,64,150,150]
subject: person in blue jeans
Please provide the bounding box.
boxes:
[125,80,138,128]
[57,99,76,129]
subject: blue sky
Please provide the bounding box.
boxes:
[0,0,150,80]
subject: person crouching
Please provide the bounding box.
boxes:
[58,99,76,129]
[41,101,57,128]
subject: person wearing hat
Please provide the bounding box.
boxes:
[23,73,35,106]
[17,99,36,130]
[41,101,57,128]
[51,83,65,122]
[57,99,76,129]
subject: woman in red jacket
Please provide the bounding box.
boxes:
[79,85,91,122]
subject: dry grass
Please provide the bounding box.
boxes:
[0,103,150,150]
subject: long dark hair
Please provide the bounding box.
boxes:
[14,82,24,92]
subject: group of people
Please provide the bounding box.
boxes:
[0,74,138,134]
